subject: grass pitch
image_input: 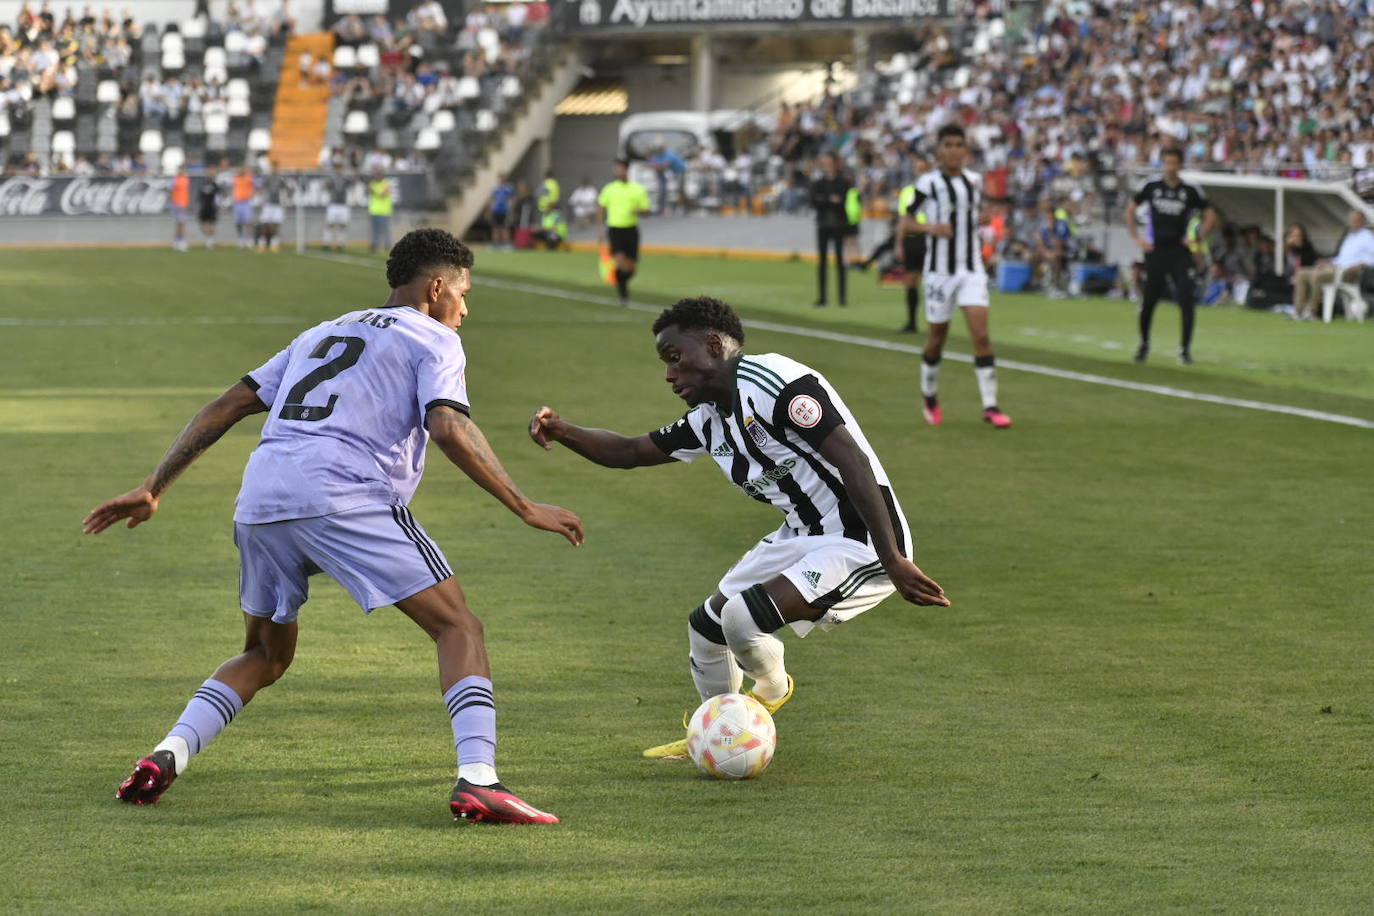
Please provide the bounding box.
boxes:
[2,246,1372,913]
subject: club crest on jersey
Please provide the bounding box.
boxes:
[744,416,769,447]
[788,395,823,428]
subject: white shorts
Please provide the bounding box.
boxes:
[260,204,284,225]
[234,503,452,623]
[326,204,350,225]
[924,270,990,324]
[715,525,895,637]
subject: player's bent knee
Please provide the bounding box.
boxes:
[720,584,786,644]
[688,601,726,646]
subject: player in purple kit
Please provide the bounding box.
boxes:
[83,229,582,825]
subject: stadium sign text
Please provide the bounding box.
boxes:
[0,176,171,216]
[574,0,952,28]
[0,173,435,217]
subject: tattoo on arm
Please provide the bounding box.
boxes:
[144,382,262,498]
[147,418,232,497]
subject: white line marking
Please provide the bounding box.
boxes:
[0,315,299,327]
[302,252,1374,430]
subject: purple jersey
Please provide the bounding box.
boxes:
[234,306,469,524]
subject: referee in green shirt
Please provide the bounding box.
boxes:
[598,158,651,306]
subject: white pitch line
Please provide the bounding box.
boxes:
[0,315,299,327]
[302,251,1374,431]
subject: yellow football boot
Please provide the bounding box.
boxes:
[747,675,794,716]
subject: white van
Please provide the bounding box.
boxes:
[617,110,778,212]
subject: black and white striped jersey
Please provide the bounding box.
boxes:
[648,353,912,555]
[905,168,984,275]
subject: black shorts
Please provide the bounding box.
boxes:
[489,210,507,229]
[844,223,859,238]
[902,235,926,272]
[608,226,640,260]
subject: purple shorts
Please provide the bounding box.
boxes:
[234,503,452,623]
[234,200,254,224]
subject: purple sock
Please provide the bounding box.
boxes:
[444,675,496,767]
[167,678,244,756]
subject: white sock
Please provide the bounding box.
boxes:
[689,619,742,700]
[974,357,998,409]
[153,735,191,775]
[458,762,499,786]
[720,588,788,702]
[920,356,940,398]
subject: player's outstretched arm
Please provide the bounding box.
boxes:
[428,405,584,546]
[528,406,674,469]
[82,381,266,534]
[818,426,950,608]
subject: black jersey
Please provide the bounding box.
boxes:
[197,181,219,211]
[328,176,350,205]
[1133,178,1208,248]
[810,175,851,231]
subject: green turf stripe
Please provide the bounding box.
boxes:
[736,365,783,397]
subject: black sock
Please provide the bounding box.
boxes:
[905,287,919,326]
[615,271,628,299]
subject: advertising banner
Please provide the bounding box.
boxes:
[567,0,958,30]
[0,173,437,217]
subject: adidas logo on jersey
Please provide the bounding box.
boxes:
[711,443,734,457]
[803,570,822,588]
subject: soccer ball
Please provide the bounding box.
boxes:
[686,693,777,779]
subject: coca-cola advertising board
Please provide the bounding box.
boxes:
[0,173,436,217]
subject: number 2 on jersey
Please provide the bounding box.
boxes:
[278,335,366,422]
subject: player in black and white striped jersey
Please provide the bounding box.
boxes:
[529,297,948,760]
[900,124,1012,428]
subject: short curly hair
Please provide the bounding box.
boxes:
[385,228,474,289]
[651,296,745,345]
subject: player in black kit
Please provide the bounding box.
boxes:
[810,153,851,308]
[1124,148,1214,364]
[197,172,221,249]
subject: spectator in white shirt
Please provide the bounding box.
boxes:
[1293,209,1374,319]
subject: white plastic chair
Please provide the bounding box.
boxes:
[356,44,380,68]
[203,46,227,71]
[457,76,480,101]
[51,129,75,155]
[161,32,184,54]
[226,78,250,101]
[181,17,207,39]
[474,109,496,132]
[1321,277,1370,322]
[500,75,520,98]
[248,127,272,151]
[204,110,229,135]
[161,146,184,173]
[333,45,357,69]
[430,109,455,133]
[97,79,121,103]
[343,110,370,134]
[51,95,76,120]
[162,48,185,70]
[0,112,10,137]
[415,127,440,150]
[224,31,248,53]
[139,129,164,153]
[227,95,251,118]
